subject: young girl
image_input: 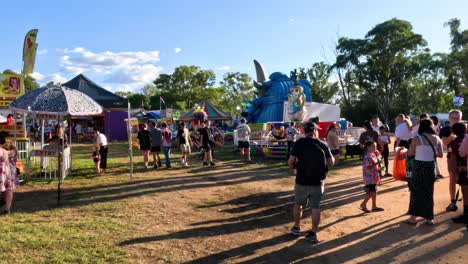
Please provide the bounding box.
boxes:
[378,125,392,177]
[1,135,19,214]
[91,143,101,174]
[359,141,384,213]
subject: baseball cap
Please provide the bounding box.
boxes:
[304,122,321,133]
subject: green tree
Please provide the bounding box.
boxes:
[297,62,339,104]
[153,65,216,109]
[219,72,254,115]
[336,18,427,123]
[445,18,468,114]
[2,69,39,93]
[406,53,453,114]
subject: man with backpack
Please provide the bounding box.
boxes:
[288,122,335,243]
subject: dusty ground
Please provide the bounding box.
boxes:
[14,144,468,263]
[116,154,467,263]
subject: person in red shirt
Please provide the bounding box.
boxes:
[449,122,468,224]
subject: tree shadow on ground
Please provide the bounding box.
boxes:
[14,163,287,213]
[118,175,409,252]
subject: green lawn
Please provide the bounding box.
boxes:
[3,142,361,263]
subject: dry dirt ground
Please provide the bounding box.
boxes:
[16,146,468,263]
[117,154,467,263]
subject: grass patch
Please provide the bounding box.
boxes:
[8,141,363,263]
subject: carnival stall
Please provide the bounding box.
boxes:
[9,85,102,204]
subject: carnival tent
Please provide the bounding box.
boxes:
[62,74,128,140]
[179,100,231,121]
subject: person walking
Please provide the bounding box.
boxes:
[327,124,341,165]
[236,118,251,161]
[177,122,193,167]
[137,123,151,169]
[406,119,443,225]
[149,122,162,168]
[359,141,384,213]
[288,122,335,243]
[94,130,108,173]
[199,120,215,166]
[458,126,468,226]
[440,109,463,212]
[161,122,173,168]
[448,122,467,224]
[286,122,300,159]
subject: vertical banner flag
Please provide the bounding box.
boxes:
[22,29,39,75]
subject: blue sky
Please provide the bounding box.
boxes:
[1,0,467,92]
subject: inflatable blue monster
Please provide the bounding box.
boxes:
[242,60,312,123]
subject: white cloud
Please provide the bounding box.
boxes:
[217,65,231,71]
[30,72,45,81]
[57,47,163,92]
[38,49,48,55]
[174,48,182,54]
[288,18,295,23]
[31,72,68,85]
[104,64,163,84]
[44,73,68,84]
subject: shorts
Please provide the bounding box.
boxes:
[202,144,211,151]
[180,143,191,154]
[294,183,324,209]
[238,141,250,148]
[457,171,468,185]
[331,149,341,155]
[151,145,161,152]
[364,184,378,193]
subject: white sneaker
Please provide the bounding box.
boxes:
[184,162,189,167]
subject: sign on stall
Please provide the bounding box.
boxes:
[31,149,58,157]
[0,74,24,107]
[34,113,59,119]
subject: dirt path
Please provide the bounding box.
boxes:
[117,155,468,263]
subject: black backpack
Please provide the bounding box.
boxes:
[296,137,328,185]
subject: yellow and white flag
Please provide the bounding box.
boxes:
[22,29,39,75]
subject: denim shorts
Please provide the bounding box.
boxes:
[294,183,324,209]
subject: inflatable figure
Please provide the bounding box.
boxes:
[287,84,307,121]
[242,60,312,123]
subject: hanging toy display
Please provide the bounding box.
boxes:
[452,96,464,108]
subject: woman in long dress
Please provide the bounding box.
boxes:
[406,119,443,225]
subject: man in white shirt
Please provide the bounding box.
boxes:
[237,118,251,161]
[371,115,381,133]
[94,130,108,173]
[394,114,413,150]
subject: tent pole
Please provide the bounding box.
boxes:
[68,116,72,172]
[127,102,133,179]
[57,116,62,206]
